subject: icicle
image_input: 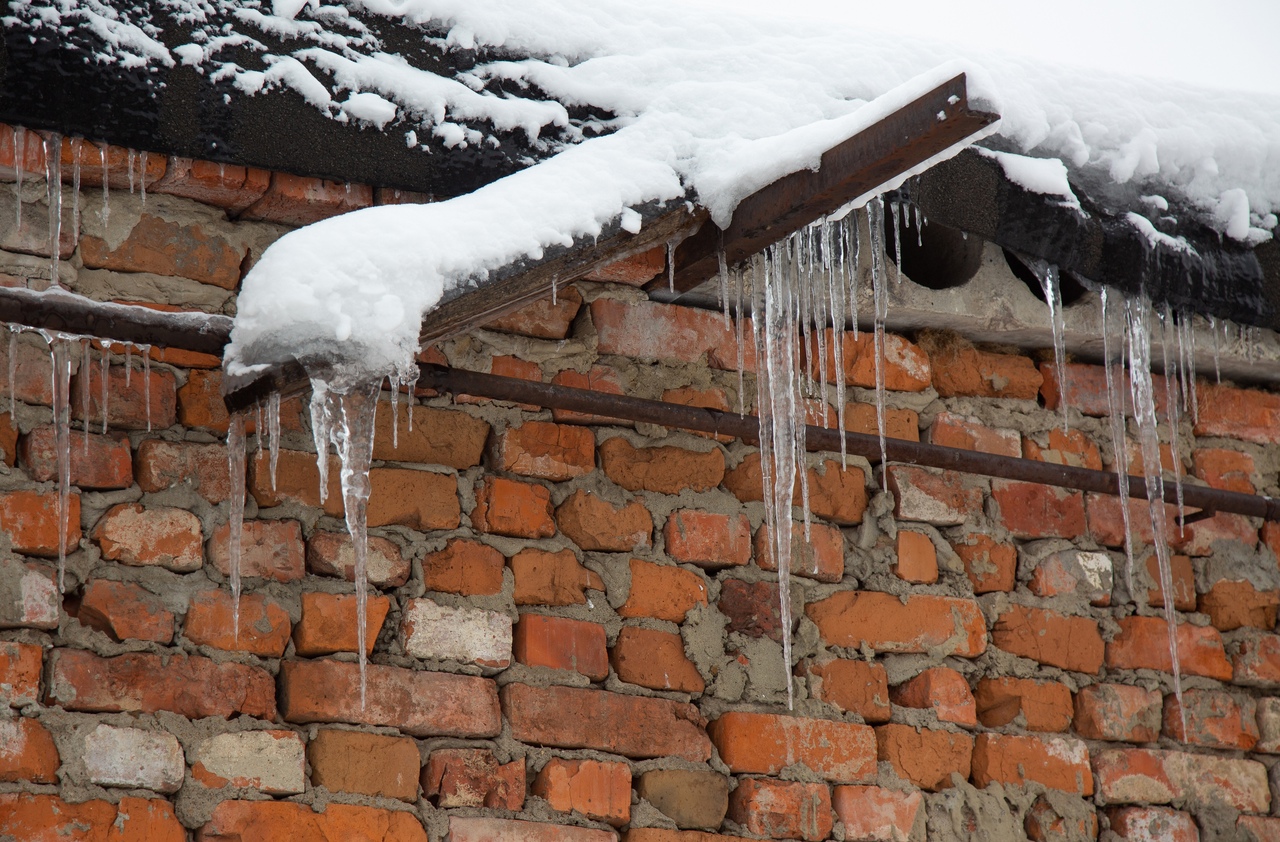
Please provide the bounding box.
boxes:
[825,216,849,467]
[13,126,24,231]
[41,334,73,592]
[139,151,148,206]
[846,212,861,340]
[226,413,247,642]
[734,266,747,416]
[98,341,109,434]
[404,369,419,432]
[717,244,731,330]
[1101,287,1136,594]
[1029,258,1069,432]
[142,346,152,432]
[388,373,400,449]
[127,149,135,194]
[267,390,281,491]
[1209,315,1222,383]
[1158,305,1186,535]
[914,205,924,248]
[218,163,226,184]
[1180,315,1198,424]
[43,132,63,287]
[890,200,903,287]
[70,139,81,246]
[666,241,676,293]
[549,275,557,307]
[124,344,131,386]
[7,327,16,418]
[79,339,90,454]
[97,142,110,229]
[309,379,336,502]
[867,199,890,490]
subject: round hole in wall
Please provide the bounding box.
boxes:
[1003,249,1090,306]
[883,209,984,290]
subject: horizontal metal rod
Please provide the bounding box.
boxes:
[417,363,1280,523]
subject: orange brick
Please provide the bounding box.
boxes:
[485,286,583,340]
[499,420,595,481]
[197,799,425,842]
[472,476,555,538]
[373,404,488,469]
[68,361,177,432]
[239,171,373,226]
[534,758,631,826]
[149,156,271,213]
[600,436,725,495]
[135,438,230,503]
[550,364,631,425]
[94,503,202,572]
[591,298,753,373]
[841,402,920,441]
[305,530,410,589]
[422,537,504,595]
[514,613,609,680]
[184,589,292,657]
[893,529,937,583]
[20,425,132,489]
[1040,361,1168,417]
[1146,553,1196,611]
[974,677,1073,732]
[1073,683,1162,742]
[1233,633,1280,688]
[80,213,245,288]
[802,658,891,723]
[755,521,845,583]
[309,729,422,802]
[583,245,665,284]
[1192,448,1256,493]
[1091,747,1268,813]
[617,558,708,622]
[511,548,604,606]
[57,136,166,189]
[0,411,14,466]
[952,532,1016,593]
[0,793,184,842]
[1194,382,1280,444]
[807,591,986,657]
[664,509,751,568]
[876,724,973,791]
[923,341,1042,399]
[293,592,390,656]
[1199,579,1280,632]
[78,579,174,643]
[423,748,524,810]
[209,519,305,582]
[1163,688,1258,750]
[457,355,541,408]
[807,329,931,391]
[928,411,1020,456]
[972,733,1092,795]
[368,467,460,530]
[728,778,832,842]
[1023,428,1103,470]
[805,459,869,525]
[1108,807,1198,842]
[612,626,704,693]
[0,559,57,630]
[1025,796,1098,841]
[892,667,975,726]
[888,465,983,525]
[992,604,1104,673]
[556,489,653,552]
[663,385,734,442]
[832,785,922,842]
[0,718,58,783]
[991,480,1086,539]
[449,818,614,841]
[0,641,42,707]
[0,489,80,558]
[247,447,341,515]
[709,711,875,783]
[1106,616,1232,680]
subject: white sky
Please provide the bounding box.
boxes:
[699,0,1280,96]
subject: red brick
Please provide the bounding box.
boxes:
[293,592,390,656]
[94,503,202,572]
[0,717,58,783]
[923,341,1042,399]
[499,420,595,481]
[514,613,609,680]
[455,355,541,409]
[802,658,891,723]
[57,136,166,189]
[1024,428,1104,470]
[448,817,615,842]
[1024,796,1098,842]
[807,591,986,657]
[600,437,725,495]
[47,648,275,718]
[887,465,983,525]
[551,364,631,425]
[1091,747,1269,812]
[78,579,174,643]
[1163,688,1258,750]
[20,425,132,489]
[719,578,783,642]
[591,298,753,372]
[0,123,47,180]
[556,489,652,553]
[1233,633,1280,688]
[952,532,1017,593]
[832,785,923,842]
[0,793,184,842]
[0,411,14,466]
[1193,447,1255,493]
[472,476,555,538]
[247,447,341,514]
[664,509,751,569]
[511,547,604,605]
[1194,382,1280,444]
[367,467,460,530]
[1238,816,1280,842]
[1175,512,1257,557]
[0,489,80,558]
[135,438,230,503]
[0,559,58,629]
[723,451,766,503]
[146,344,222,370]
[728,778,832,841]
[423,748,524,809]
[306,530,410,589]
[1200,579,1279,632]
[974,677,1073,732]
[612,626,704,693]
[80,213,244,288]
[876,723,972,791]
[755,520,844,583]
[535,758,631,826]
[710,710,875,782]
[485,286,583,340]
[805,458,869,525]
[0,336,54,406]
[928,411,1020,456]
[280,658,500,737]
[663,385,734,442]
[1108,807,1198,842]
[415,537,499,595]
[893,529,938,584]
[150,156,271,212]
[1146,552,1196,611]
[190,729,305,794]
[72,361,176,431]
[992,479,1087,539]
[503,683,711,761]
[841,401,920,441]
[1073,683,1162,742]
[197,799,426,842]
[809,329,932,392]
[583,246,665,284]
[1106,617,1231,680]
[892,667,975,726]
[308,729,422,802]
[1027,548,1113,606]
[1262,521,1280,563]
[209,518,305,582]
[373,404,490,468]
[239,172,373,226]
[618,558,708,622]
[0,641,41,707]
[1085,493,1175,548]
[992,604,1104,673]
[1041,362,1166,417]
[973,733,1092,795]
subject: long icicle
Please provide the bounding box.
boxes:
[14,126,24,231]
[49,335,72,592]
[335,380,380,709]
[226,414,247,642]
[1158,304,1186,535]
[44,132,63,287]
[867,199,890,490]
[1101,287,1137,595]
[79,339,90,454]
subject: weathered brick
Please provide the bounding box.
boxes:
[1233,633,1280,688]
[0,793,185,842]
[802,657,891,723]
[952,532,1017,593]
[0,717,58,783]
[80,212,245,287]
[974,676,1073,732]
[423,748,524,809]
[280,659,500,737]
[893,529,938,584]
[842,402,920,441]
[0,558,58,630]
[1146,552,1196,611]
[709,711,875,783]
[514,613,609,680]
[82,723,184,793]
[197,799,427,842]
[1023,796,1098,842]
[1162,688,1258,750]
[503,683,711,761]
[149,156,271,212]
[1199,579,1279,632]
[238,171,373,226]
[600,437,725,495]
[876,723,973,791]
[1023,427,1104,470]
[728,778,832,842]
[56,136,167,189]
[618,558,708,622]
[892,667,976,726]
[583,246,665,284]
[511,547,605,605]
[293,592,390,656]
[557,489,653,552]
[209,518,306,582]
[1174,511,1257,557]
[811,329,932,391]
[73,361,176,431]
[973,733,1092,795]
[1193,447,1256,493]
[924,341,1042,399]
[591,298,752,372]
[94,503,202,572]
[1041,362,1169,417]
[0,411,15,466]
[247,447,341,514]
[613,626,704,693]
[20,424,132,488]
[928,411,1021,456]
[888,465,983,525]
[0,641,42,707]
[807,591,987,657]
[805,458,869,525]
[832,785,923,842]
[1107,807,1198,842]
[78,579,174,643]
[373,403,490,467]
[368,467,461,530]
[1194,382,1280,444]
[535,758,631,826]
[992,604,1104,673]
[499,420,596,481]
[1085,493,1173,548]
[306,530,410,589]
[48,649,276,719]
[1027,548,1113,606]
[448,817,613,842]
[485,286,583,339]
[662,386,734,442]
[755,520,844,583]
[472,476,555,538]
[0,337,56,407]
[192,730,305,795]
[418,537,501,595]
[664,509,751,569]
[1252,697,1280,753]
[310,729,422,802]
[1106,617,1232,680]
[401,598,512,667]
[0,489,80,558]
[1238,816,1280,842]
[719,578,783,642]
[135,438,230,502]
[551,364,632,425]
[636,769,729,831]
[1073,683,1163,743]
[992,479,1087,539]
[1091,747,1269,812]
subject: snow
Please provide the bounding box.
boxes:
[978,148,1081,211]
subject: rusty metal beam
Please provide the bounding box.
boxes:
[654,73,999,294]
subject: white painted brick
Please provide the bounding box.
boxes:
[0,558,58,630]
[193,730,305,794]
[83,723,184,793]
[402,599,512,667]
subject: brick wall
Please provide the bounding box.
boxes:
[2,123,1280,841]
